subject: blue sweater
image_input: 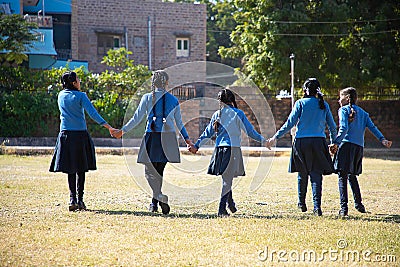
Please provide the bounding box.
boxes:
[58,89,106,131]
[121,89,189,140]
[333,104,385,147]
[194,106,266,148]
[273,96,337,142]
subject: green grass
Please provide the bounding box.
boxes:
[0,154,399,266]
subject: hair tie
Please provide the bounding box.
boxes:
[316,87,324,96]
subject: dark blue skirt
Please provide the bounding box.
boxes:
[289,137,334,175]
[49,130,96,174]
[207,146,245,177]
[137,132,180,163]
[333,142,363,175]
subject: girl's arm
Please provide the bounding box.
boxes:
[81,92,107,125]
[194,114,216,149]
[333,107,349,145]
[365,116,385,142]
[273,100,302,139]
[325,104,337,143]
[238,110,266,144]
[120,94,149,134]
[173,103,190,140]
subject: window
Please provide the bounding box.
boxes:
[176,38,189,57]
[97,34,121,55]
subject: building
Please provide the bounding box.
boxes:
[2,0,206,72]
[71,0,206,72]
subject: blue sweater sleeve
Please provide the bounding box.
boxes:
[173,103,189,140]
[194,114,216,148]
[366,116,385,141]
[274,100,301,139]
[122,94,148,133]
[238,110,266,144]
[333,107,349,145]
[81,93,107,125]
[325,103,337,143]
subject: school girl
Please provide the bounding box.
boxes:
[113,70,194,215]
[189,89,268,217]
[330,87,392,216]
[267,78,337,216]
[49,71,116,211]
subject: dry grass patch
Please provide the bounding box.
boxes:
[0,154,399,266]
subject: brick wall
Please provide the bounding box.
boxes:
[180,96,400,148]
[71,0,206,73]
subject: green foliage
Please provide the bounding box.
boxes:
[220,0,400,96]
[0,14,37,65]
[0,48,151,137]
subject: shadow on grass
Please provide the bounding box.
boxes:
[90,209,400,223]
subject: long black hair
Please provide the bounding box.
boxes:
[340,87,357,122]
[302,78,325,110]
[150,70,169,131]
[213,88,238,133]
[61,71,78,90]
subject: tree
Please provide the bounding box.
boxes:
[220,0,400,97]
[0,14,37,65]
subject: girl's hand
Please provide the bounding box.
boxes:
[382,139,392,148]
[329,144,338,155]
[265,138,276,150]
[112,129,123,139]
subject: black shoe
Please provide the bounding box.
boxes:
[338,208,348,217]
[149,203,158,212]
[69,198,78,211]
[218,209,230,217]
[355,204,366,213]
[313,208,323,216]
[158,194,170,215]
[228,204,237,214]
[77,200,86,210]
[298,203,307,212]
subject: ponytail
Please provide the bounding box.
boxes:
[340,87,357,122]
[317,93,325,110]
[150,70,169,132]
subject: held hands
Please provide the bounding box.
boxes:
[329,144,338,155]
[382,139,392,148]
[185,139,198,154]
[111,129,123,139]
[265,137,276,150]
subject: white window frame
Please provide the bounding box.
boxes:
[176,37,189,57]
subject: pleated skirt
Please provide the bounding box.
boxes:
[289,137,334,175]
[137,132,181,163]
[49,130,96,174]
[207,146,245,177]
[333,142,363,175]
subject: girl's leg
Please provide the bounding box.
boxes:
[348,174,365,213]
[297,172,308,212]
[227,190,237,213]
[219,173,233,216]
[145,162,169,214]
[338,171,349,215]
[309,171,323,215]
[77,172,86,210]
[67,173,78,211]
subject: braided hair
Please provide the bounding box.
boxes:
[61,71,78,90]
[150,70,169,131]
[213,88,238,133]
[340,87,357,122]
[302,78,325,110]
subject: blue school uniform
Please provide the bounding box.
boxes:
[121,88,189,163]
[333,104,386,211]
[273,96,337,211]
[49,89,107,174]
[194,105,266,177]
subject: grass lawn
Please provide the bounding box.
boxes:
[0,154,399,266]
